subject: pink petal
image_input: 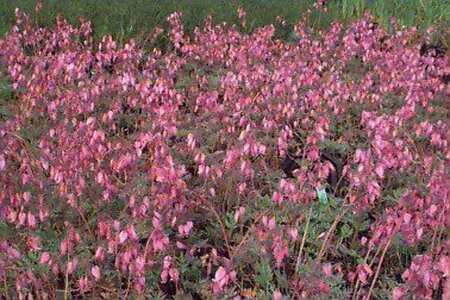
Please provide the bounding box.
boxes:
[91,266,100,281]
[323,263,332,277]
[403,213,412,225]
[213,267,227,282]
[119,231,128,244]
[375,164,385,178]
[39,252,50,264]
[392,287,406,300]
[273,290,283,300]
[0,154,5,170]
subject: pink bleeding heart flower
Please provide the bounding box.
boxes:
[91,265,101,281]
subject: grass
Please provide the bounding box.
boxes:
[0,0,448,48]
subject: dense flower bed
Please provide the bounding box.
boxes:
[0,6,448,299]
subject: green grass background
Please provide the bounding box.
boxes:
[0,0,449,47]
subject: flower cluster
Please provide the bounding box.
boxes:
[0,6,448,299]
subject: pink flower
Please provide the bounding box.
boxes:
[288,228,298,241]
[26,236,40,251]
[178,221,193,236]
[403,213,412,225]
[237,8,246,19]
[91,266,100,281]
[323,263,333,277]
[67,257,78,274]
[169,268,179,283]
[18,212,26,226]
[78,276,90,293]
[234,206,246,223]
[27,212,36,229]
[34,0,42,13]
[357,263,373,284]
[273,290,283,300]
[0,154,5,170]
[374,164,385,179]
[361,237,368,246]
[39,252,51,264]
[94,246,104,262]
[367,180,381,203]
[119,231,128,244]
[272,191,283,204]
[272,236,288,267]
[161,256,179,283]
[212,266,236,294]
[393,287,406,300]
[151,229,169,252]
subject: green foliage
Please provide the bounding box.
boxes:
[254,258,274,290]
[0,0,448,49]
[316,187,328,205]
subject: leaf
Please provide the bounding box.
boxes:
[316,187,328,205]
[339,224,353,239]
[255,260,273,289]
